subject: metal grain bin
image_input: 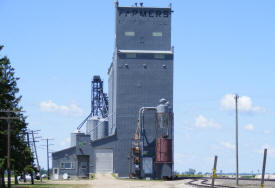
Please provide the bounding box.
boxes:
[156,138,172,163]
[86,116,99,141]
[97,118,108,139]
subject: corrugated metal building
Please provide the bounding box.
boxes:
[52,2,174,179]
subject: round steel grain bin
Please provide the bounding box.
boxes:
[156,138,172,163]
[86,116,99,141]
[97,118,108,139]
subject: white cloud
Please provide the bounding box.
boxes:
[264,130,270,134]
[221,142,235,150]
[60,137,70,147]
[40,100,83,116]
[220,94,264,112]
[257,144,275,158]
[51,76,57,81]
[195,115,221,129]
[244,123,254,131]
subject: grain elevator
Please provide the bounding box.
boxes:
[52,1,174,179]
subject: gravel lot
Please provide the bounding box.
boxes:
[215,178,275,188]
[45,174,275,188]
[47,173,194,188]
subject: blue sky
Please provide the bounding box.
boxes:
[0,0,275,174]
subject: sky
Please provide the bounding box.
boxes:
[0,0,275,174]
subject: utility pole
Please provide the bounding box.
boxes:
[47,139,49,180]
[42,138,54,180]
[0,109,23,188]
[7,115,11,187]
[26,132,34,184]
[31,130,42,182]
[261,149,267,188]
[211,155,218,188]
[234,94,239,186]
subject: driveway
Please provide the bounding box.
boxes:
[90,173,194,188]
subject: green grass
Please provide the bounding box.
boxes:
[11,184,88,188]
[240,175,256,179]
[4,174,15,178]
[89,173,95,180]
[176,174,204,178]
[112,173,163,182]
[111,173,118,179]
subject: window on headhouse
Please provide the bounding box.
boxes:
[125,32,135,36]
[152,32,163,37]
[126,53,136,58]
[154,54,165,59]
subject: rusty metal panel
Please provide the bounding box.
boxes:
[156,138,172,163]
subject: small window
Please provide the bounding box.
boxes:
[81,162,87,169]
[61,162,74,169]
[154,54,165,59]
[126,53,136,58]
[125,32,135,36]
[64,163,72,169]
[152,32,162,37]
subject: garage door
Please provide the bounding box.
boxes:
[95,149,113,173]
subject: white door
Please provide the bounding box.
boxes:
[95,149,113,173]
[53,168,59,180]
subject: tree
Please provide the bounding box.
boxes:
[187,168,196,175]
[0,45,34,187]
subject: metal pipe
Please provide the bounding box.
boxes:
[138,107,156,138]
[137,107,156,177]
